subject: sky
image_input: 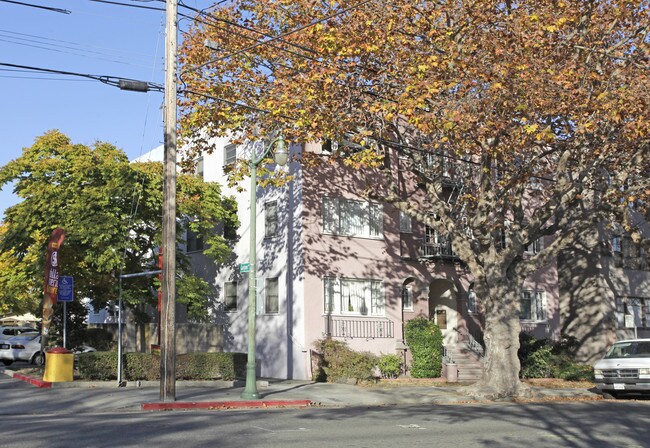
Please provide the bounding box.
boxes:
[0,0,188,219]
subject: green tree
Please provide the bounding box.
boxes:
[178,0,648,398]
[0,130,238,321]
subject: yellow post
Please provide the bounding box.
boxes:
[43,347,74,382]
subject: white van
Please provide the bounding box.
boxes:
[594,339,650,398]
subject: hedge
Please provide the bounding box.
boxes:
[404,317,443,378]
[76,351,247,381]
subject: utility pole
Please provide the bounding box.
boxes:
[160,0,178,402]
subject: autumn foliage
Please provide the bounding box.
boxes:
[179,1,649,397]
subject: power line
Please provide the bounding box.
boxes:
[0,62,163,91]
[0,0,70,14]
[0,29,155,59]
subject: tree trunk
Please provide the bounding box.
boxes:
[466,285,532,399]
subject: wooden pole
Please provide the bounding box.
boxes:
[160,0,177,402]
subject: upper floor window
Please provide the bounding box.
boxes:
[265,201,278,238]
[399,210,412,233]
[322,197,383,239]
[520,290,546,322]
[186,228,204,253]
[525,237,544,254]
[224,144,237,166]
[324,277,385,316]
[467,290,478,314]
[195,156,204,178]
[613,236,648,270]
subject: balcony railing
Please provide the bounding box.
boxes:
[420,240,457,259]
[324,316,394,339]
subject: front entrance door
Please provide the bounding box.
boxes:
[428,280,458,345]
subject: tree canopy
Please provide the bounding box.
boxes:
[179,0,649,397]
[0,130,238,322]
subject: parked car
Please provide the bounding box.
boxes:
[594,338,650,398]
[0,326,38,342]
[0,332,44,366]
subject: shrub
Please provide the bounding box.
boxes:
[313,339,378,383]
[76,351,247,381]
[518,333,594,381]
[404,317,443,378]
[377,353,402,379]
[76,351,119,380]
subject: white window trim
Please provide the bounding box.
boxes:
[520,290,547,322]
[324,277,385,317]
[224,143,237,166]
[322,197,383,239]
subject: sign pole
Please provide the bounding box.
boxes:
[63,302,67,349]
[57,276,74,350]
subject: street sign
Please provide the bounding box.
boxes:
[239,263,251,273]
[58,276,74,302]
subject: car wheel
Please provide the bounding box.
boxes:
[32,352,45,367]
[1,360,13,366]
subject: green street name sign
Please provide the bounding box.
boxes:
[239,263,251,273]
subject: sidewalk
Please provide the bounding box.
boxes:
[1,366,602,413]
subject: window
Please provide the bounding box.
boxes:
[525,237,544,254]
[402,285,413,310]
[186,229,204,252]
[322,197,383,239]
[520,290,547,321]
[467,290,477,314]
[265,278,279,314]
[224,144,237,166]
[224,281,237,312]
[195,156,204,178]
[614,236,649,270]
[265,201,278,238]
[323,277,385,316]
[399,211,412,233]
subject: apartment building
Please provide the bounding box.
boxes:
[186,139,564,380]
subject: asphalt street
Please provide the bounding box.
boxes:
[2,364,650,447]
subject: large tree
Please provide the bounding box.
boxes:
[178,1,649,397]
[0,130,238,323]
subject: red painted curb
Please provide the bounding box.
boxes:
[142,399,312,411]
[12,373,52,389]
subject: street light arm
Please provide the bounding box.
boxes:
[251,135,288,167]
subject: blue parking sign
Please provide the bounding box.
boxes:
[58,276,74,302]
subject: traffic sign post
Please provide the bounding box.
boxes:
[58,276,74,349]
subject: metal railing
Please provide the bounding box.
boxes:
[442,345,455,364]
[420,240,457,258]
[454,327,485,358]
[324,316,394,339]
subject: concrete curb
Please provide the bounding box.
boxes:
[142,399,313,411]
[11,372,52,388]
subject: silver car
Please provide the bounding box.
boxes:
[594,339,650,398]
[0,332,44,366]
[0,326,38,342]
